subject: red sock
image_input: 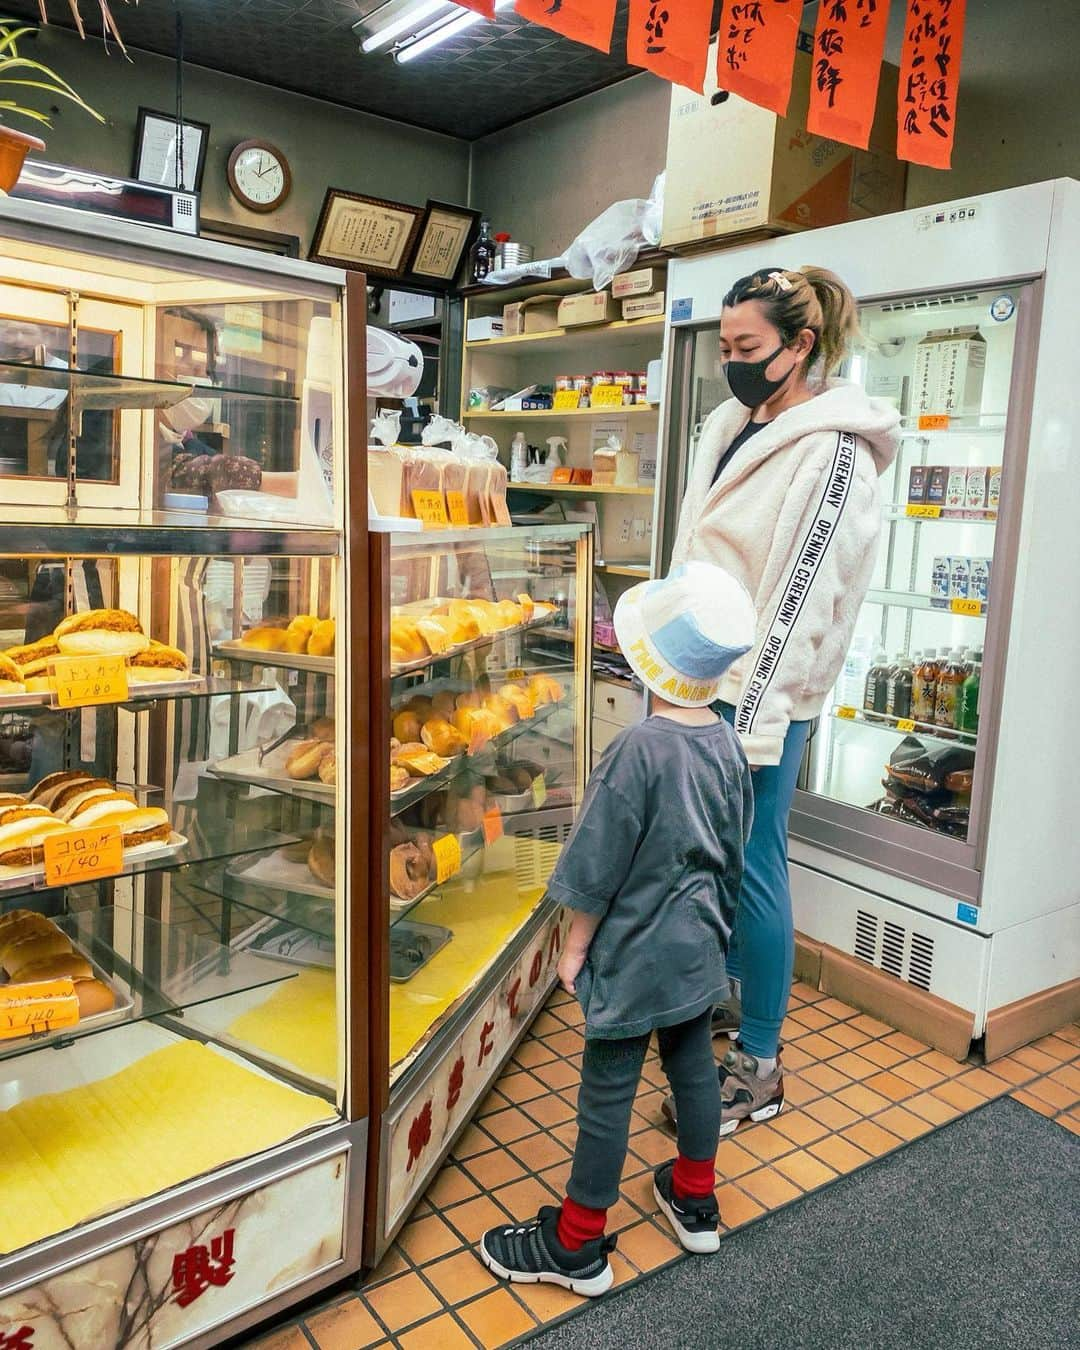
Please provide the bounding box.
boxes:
[672,1151,715,1200]
[557,1196,607,1251]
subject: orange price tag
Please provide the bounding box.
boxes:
[951,597,983,617]
[906,504,942,519]
[482,806,504,845]
[0,978,80,1040]
[590,383,625,409]
[896,718,916,734]
[43,825,124,888]
[531,774,547,809]
[507,668,527,682]
[836,706,857,720]
[552,466,574,483]
[411,490,449,526]
[918,414,951,431]
[52,654,129,708]
[432,833,461,884]
[446,491,469,526]
[553,390,581,412]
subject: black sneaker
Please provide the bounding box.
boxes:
[479,1206,616,1297]
[653,1161,721,1253]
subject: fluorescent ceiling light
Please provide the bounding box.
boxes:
[361,0,452,54]
[396,0,513,64]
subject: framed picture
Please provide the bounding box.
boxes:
[133,107,210,193]
[309,189,424,280]
[407,200,480,287]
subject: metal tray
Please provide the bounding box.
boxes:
[390,920,452,982]
[214,640,334,674]
[225,847,334,900]
[0,929,135,1040]
[0,831,188,892]
[389,610,559,676]
[209,742,334,803]
[0,675,205,712]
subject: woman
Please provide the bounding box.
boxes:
[664,266,900,1133]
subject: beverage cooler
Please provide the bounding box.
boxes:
[658,179,1080,1058]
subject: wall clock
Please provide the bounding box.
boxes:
[227,140,291,213]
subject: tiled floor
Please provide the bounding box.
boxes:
[245,989,1080,1350]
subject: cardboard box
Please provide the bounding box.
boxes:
[622,292,666,321]
[466,316,504,341]
[662,37,906,248]
[502,295,561,337]
[557,292,621,328]
[612,268,659,299]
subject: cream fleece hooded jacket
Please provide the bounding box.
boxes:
[671,379,900,767]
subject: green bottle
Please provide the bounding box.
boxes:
[958,648,982,735]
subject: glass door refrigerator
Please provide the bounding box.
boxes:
[658,179,1080,1059]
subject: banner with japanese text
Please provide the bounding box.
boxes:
[627,0,714,94]
[514,0,618,53]
[717,0,801,117]
[807,0,892,149]
[897,0,966,168]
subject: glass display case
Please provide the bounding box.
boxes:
[366,522,591,1261]
[0,199,368,1349]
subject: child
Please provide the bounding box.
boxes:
[478,561,756,1296]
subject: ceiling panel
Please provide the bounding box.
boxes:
[8,0,639,140]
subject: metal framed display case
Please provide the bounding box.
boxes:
[0,198,371,1348]
[658,179,1080,1056]
[364,522,591,1263]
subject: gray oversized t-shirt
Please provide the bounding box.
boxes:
[547,714,754,1039]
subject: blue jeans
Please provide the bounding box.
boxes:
[718,703,811,1059]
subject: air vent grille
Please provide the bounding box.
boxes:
[880,292,980,313]
[852,910,936,990]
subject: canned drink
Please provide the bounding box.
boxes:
[931,556,951,608]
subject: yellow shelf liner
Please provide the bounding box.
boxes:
[0,1040,333,1256]
[390,869,545,1068]
[226,968,337,1084]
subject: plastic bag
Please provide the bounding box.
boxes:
[367,327,424,398]
[564,173,665,292]
[370,409,402,446]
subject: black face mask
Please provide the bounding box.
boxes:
[724,343,796,409]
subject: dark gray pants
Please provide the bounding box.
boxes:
[567,1009,720,1210]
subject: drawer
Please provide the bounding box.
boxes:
[591,715,624,755]
[594,679,642,727]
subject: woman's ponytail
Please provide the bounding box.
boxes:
[798,266,860,377]
[722,264,860,377]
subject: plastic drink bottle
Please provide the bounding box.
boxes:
[913,649,939,725]
[934,650,965,730]
[864,650,890,719]
[887,656,914,720]
[958,649,982,735]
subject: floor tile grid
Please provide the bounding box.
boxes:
[247,998,1080,1350]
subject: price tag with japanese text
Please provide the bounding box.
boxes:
[43,824,124,888]
[411,490,449,526]
[918,414,951,431]
[446,491,469,526]
[590,384,625,410]
[0,977,80,1040]
[482,806,504,846]
[553,390,581,412]
[836,706,857,720]
[531,775,547,809]
[906,504,942,519]
[52,654,129,708]
[432,833,461,884]
[951,597,983,617]
[897,718,916,734]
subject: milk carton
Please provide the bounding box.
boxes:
[944,466,968,518]
[970,557,992,606]
[937,327,987,416]
[949,555,971,601]
[908,464,929,504]
[964,465,987,518]
[931,556,951,608]
[926,465,949,508]
[986,465,1002,520]
[913,330,950,415]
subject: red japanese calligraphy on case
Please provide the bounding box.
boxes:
[717,0,801,117]
[627,0,713,94]
[806,0,892,150]
[514,0,618,53]
[897,0,967,169]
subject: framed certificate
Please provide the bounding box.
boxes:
[309,189,424,280]
[408,200,481,287]
[133,107,210,193]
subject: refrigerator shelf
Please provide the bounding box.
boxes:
[865,588,989,616]
[882,506,998,523]
[898,413,1007,436]
[833,705,978,748]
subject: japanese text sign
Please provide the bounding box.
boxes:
[627,0,712,94]
[52,653,129,708]
[807,0,892,149]
[897,0,966,168]
[43,825,123,888]
[514,0,618,53]
[717,0,801,117]
[411,490,449,526]
[171,1229,236,1308]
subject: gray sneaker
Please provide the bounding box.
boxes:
[717,1046,784,1137]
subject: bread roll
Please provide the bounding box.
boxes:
[0,794,27,811]
[16,952,94,982]
[317,753,336,786]
[285,739,332,780]
[0,907,37,933]
[415,617,455,655]
[390,618,425,664]
[0,912,53,955]
[516,593,536,621]
[430,691,456,720]
[281,629,309,654]
[311,716,335,743]
[390,763,410,793]
[437,601,482,641]
[127,642,189,684]
[56,786,135,823]
[5,636,59,678]
[51,777,114,813]
[28,770,91,807]
[0,804,53,827]
[287,615,317,643]
[307,619,335,657]
[493,599,524,630]
[240,626,289,651]
[421,718,468,757]
[0,815,71,868]
[483,694,519,727]
[74,977,115,1017]
[54,608,150,658]
[4,929,74,977]
[307,834,335,888]
[119,807,172,847]
[391,745,446,777]
[0,652,22,684]
[393,711,422,745]
[498,684,536,720]
[390,841,430,900]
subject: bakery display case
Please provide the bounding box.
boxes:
[365,522,591,1262]
[0,198,369,1349]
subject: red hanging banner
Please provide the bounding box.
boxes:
[627,0,714,94]
[514,0,618,53]
[717,0,801,117]
[806,0,892,150]
[459,0,496,15]
[897,0,967,169]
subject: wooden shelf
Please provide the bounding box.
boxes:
[466,316,664,355]
[507,482,654,496]
[597,562,651,578]
[465,405,657,421]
